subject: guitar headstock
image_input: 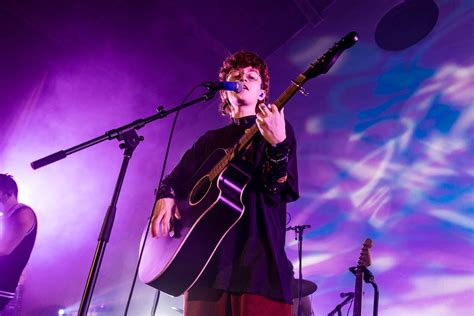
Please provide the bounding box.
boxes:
[303,31,359,79]
[357,238,373,269]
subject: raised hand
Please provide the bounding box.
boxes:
[256,103,286,146]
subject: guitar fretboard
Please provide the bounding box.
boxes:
[353,270,364,316]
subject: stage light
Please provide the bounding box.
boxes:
[57,309,65,315]
[375,0,439,51]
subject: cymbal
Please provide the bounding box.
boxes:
[291,279,317,298]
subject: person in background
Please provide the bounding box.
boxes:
[0,174,37,312]
[151,51,299,316]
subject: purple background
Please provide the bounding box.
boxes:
[0,0,473,315]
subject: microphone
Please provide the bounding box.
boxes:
[286,225,311,231]
[202,81,243,92]
[340,292,354,298]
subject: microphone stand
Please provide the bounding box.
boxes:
[150,289,160,316]
[31,90,218,316]
[327,293,354,316]
[287,225,310,316]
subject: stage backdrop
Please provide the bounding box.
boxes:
[0,0,472,315]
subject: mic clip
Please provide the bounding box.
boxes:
[340,292,354,298]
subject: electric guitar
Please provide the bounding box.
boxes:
[138,32,359,296]
[353,238,373,316]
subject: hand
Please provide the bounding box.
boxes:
[150,198,181,238]
[256,103,286,146]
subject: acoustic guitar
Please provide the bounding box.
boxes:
[139,32,359,296]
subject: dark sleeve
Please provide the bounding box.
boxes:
[261,121,299,203]
[156,133,210,201]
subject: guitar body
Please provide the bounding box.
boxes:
[139,149,252,296]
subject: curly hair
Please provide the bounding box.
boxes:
[0,173,18,198]
[218,51,270,116]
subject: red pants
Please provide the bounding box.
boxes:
[184,287,291,316]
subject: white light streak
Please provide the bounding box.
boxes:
[428,209,474,230]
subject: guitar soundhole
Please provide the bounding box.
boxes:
[189,175,211,206]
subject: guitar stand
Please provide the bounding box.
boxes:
[151,289,160,315]
[287,225,311,316]
[78,129,142,315]
[349,266,379,316]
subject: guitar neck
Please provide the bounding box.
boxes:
[208,32,359,181]
[274,73,308,110]
[353,238,373,316]
[353,271,364,316]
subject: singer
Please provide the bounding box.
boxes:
[150,51,299,316]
